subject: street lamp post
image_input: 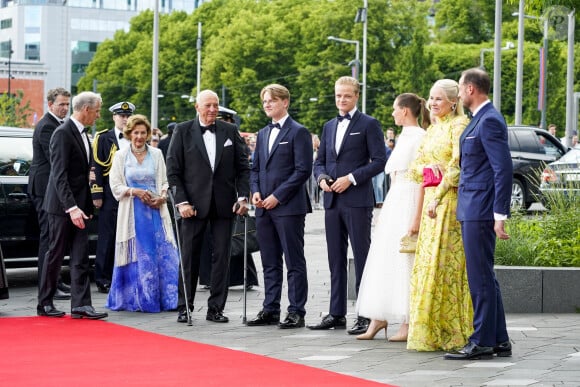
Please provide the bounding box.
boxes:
[513,12,549,129]
[355,0,367,113]
[7,39,13,97]
[327,36,360,80]
[479,41,514,70]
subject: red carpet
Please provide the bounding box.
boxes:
[0,317,393,386]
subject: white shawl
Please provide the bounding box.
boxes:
[109,145,175,266]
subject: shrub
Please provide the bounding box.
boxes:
[495,191,580,267]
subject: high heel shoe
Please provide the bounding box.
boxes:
[356,320,387,340]
[388,323,408,342]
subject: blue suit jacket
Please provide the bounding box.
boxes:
[250,116,313,217]
[313,110,386,208]
[457,103,512,221]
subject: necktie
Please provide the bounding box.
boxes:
[337,113,351,122]
[268,122,281,129]
[201,124,216,134]
[118,132,124,140]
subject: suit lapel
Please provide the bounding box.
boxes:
[213,121,226,171]
[336,111,359,156]
[69,122,89,166]
[192,120,212,169]
[267,118,291,163]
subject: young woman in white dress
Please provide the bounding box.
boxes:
[355,93,430,341]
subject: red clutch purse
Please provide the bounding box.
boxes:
[422,167,442,188]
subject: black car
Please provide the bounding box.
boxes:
[0,126,98,268]
[507,125,568,210]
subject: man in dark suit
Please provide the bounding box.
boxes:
[28,88,72,301]
[247,84,312,329]
[158,121,175,160]
[310,76,386,334]
[91,101,135,294]
[37,91,108,320]
[166,89,250,324]
[445,68,512,360]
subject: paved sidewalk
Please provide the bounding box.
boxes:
[2,209,580,386]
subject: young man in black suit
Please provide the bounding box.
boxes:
[28,88,72,301]
[91,101,135,294]
[311,76,386,334]
[37,91,108,320]
[166,89,250,324]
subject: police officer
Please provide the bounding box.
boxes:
[91,101,135,293]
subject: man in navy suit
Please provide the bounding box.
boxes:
[310,76,387,334]
[247,84,312,329]
[446,68,512,360]
[29,87,72,300]
[166,90,250,324]
[91,101,135,294]
[37,91,107,320]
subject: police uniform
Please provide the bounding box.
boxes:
[91,101,135,293]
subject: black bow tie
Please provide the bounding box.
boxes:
[466,111,474,119]
[337,113,351,122]
[82,127,89,134]
[201,124,216,134]
[268,123,281,129]
[118,132,124,140]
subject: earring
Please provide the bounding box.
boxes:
[451,103,456,111]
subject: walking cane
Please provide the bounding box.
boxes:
[242,213,248,324]
[168,189,193,326]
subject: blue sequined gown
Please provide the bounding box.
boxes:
[106,152,179,312]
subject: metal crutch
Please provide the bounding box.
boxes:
[168,189,193,326]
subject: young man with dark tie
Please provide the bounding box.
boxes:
[247,84,313,329]
[310,76,386,334]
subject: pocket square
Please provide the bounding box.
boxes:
[279,141,289,145]
[349,132,361,135]
[224,138,233,147]
[465,136,476,139]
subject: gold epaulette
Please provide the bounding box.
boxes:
[92,129,118,176]
[91,184,103,194]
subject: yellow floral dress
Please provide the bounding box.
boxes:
[406,114,473,352]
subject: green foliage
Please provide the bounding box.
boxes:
[77,0,580,135]
[0,91,33,127]
[496,193,580,267]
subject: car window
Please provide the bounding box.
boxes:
[537,133,566,159]
[0,137,33,176]
[515,130,542,153]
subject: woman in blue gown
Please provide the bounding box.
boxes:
[107,114,179,312]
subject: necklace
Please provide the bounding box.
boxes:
[132,145,147,155]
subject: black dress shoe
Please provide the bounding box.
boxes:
[247,310,280,326]
[96,282,111,294]
[493,340,512,357]
[308,314,346,330]
[37,305,65,317]
[54,288,71,300]
[71,305,108,320]
[279,312,305,329]
[57,281,71,293]
[177,308,192,323]
[347,317,370,335]
[444,341,494,360]
[206,309,229,323]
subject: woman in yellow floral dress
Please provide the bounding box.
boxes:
[406,79,473,352]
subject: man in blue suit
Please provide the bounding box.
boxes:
[248,84,313,329]
[446,68,512,360]
[310,76,387,334]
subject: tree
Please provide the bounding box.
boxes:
[0,91,33,127]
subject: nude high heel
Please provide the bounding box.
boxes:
[356,320,387,340]
[388,323,409,342]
